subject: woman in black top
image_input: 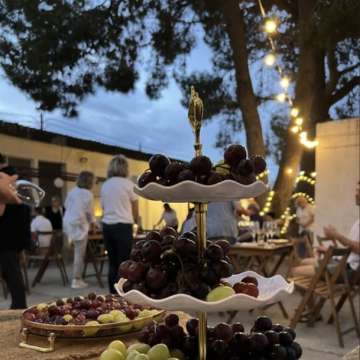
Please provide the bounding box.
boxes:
[45,196,64,230]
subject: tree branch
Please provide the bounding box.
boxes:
[330,76,360,105]
[326,47,339,96]
[339,62,360,76]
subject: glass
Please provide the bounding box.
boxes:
[15,180,45,207]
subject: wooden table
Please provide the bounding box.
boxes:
[228,241,294,320]
[229,241,293,277]
[0,310,189,360]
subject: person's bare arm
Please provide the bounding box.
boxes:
[303,213,314,228]
[132,200,139,225]
[324,225,360,254]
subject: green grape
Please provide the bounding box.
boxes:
[170,349,185,360]
[127,343,150,354]
[63,314,73,322]
[97,314,114,324]
[134,354,149,360]
[206,286,235,302]
[147,344,170,360]
[110,310,124,318]
[126,350,139,360]
[83,321,99,336]
[109,340,127,356]
[100,348,125,360]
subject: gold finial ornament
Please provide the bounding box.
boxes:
[188,86,204,156]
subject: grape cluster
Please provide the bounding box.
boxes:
[139,314,302,360]
[119,228,234,300]
[138,144,266,188]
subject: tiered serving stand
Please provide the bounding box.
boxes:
[116,87,294,359]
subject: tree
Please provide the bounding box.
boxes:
[0,0,359,214]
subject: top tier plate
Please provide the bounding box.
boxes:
[134,179,267,203]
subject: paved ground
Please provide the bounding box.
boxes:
[0,263,358,359]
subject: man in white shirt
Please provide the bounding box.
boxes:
[323,182,360,272]
[31,207,53,248]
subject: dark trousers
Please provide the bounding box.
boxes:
[0,251,27,309]
[102,223,133,294]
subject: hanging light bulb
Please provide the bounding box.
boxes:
[264,53,276,66]
[264,18,277,34]
[291,126,299,133]
[295,117,303,126]
[299,131,307,141]
[286,168,293,175]
[290,107,299,117]
[276,93,286,102]
[280,77,290,89]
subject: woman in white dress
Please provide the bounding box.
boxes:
[155,203,178,231]
[63,171,95,289]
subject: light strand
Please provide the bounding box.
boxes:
[257,0,318,149]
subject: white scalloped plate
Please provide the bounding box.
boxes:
[134,180,267,203]
[114,271,294,313]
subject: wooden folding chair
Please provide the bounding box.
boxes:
[28,230,69,287]
[289,247,360,347]
[83,237,106,288]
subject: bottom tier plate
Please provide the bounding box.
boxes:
[115,271,294,313]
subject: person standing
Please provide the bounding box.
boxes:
[155,203,178,231]
[63,171,95,289]
[45,196,64,230]
[0,163,30,309]
[207,201,241,245]
[295,196,314,236]
[101,155,139,293]
[31,207,53,249]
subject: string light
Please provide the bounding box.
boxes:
[264,18,277,33]
[311,172,316,178]
[264,53,276,66]
[276,93,286,102]
[295,117,303,126]
[259,190,275,216]
[280,77,290,89]
[290,108,299,117]
[256,169,269,180]
[295,172,316,186]
[257,0,318,149]
[286,167,293,175]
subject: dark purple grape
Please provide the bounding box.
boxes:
[134,240,146,249]
[183,335,197,356]
[224,144,247,168]
[251,155,267,174]
[130,248,143,261]
[178,169,196,182]
[202,266,220,286]
[269,344,287,360]
[286,346,297,360]
[249,332,269,353]
[138,327,151,343]
[291,342,302,358]
[138,171,156,188]
[160,226,178,238]
[86,309,100,320]
[190,156,212,176]
[279,331,293,346]
[283,327,296,341]
[87,293,96,301]
[165,313,179,327]
[265,330,280,345]
[254,316,273,332]
[206,244,224,261]
[146,267,167,291]
[141,240,162,263]
[213,260,233,278]
[145,231,162,242]
[232,323,245,333]
[207,171,224,185]
[164,162,185,184]
[181,232,197,242]
[191,282,210,299]
[236,159,255,176]
[56,299,65,306]
[132,282,147,294]
[169,325,186,348]
[242,276,259,286]
[149,154,171,177]
[214,322,233,342]
[215,239,231,255]
[210,339,227,357]
[272,323,284,332]
[230,332,250,353]
[119,259,133,278]
[127,261,146,282]
[186,318,199,336]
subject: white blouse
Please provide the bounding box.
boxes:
[63,186,94,241]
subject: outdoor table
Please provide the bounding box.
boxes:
[0,310,189,360]
[227,241,294,321]
[229,241,294,277]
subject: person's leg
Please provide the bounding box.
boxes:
[110,223,133,293]
[72,236,88,281]
[103,223,119,293]
[0,251,27,309]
